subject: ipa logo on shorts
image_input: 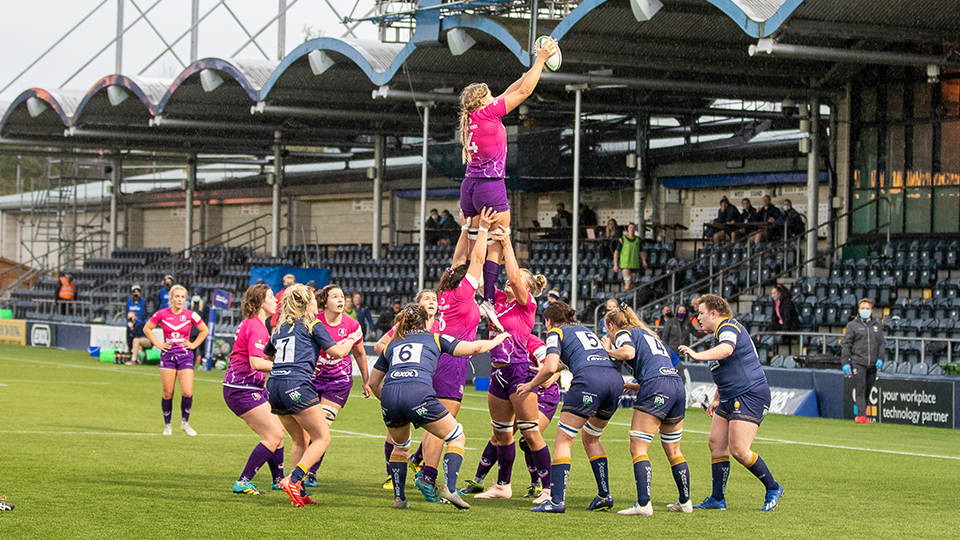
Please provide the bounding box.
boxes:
[415,405,429,417]
[582,392,595,406]
[288,389,302,402]
[653,394,667,408]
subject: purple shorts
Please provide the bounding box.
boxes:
[460,177,509,218]
[312,376,353,408]
[489,363,535,401]
[434,353,467,401]
[159,347,194,371]
[223,385,268,417]
[536,383,561,421]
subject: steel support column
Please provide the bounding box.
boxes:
[185,155,196,257]
[635,113,648,234]
[568,85,587,308]
[806,97,820,275]
[272,131,283,258]
[109,155,122,254]
[417,102,433,291]
[373,135,384,260]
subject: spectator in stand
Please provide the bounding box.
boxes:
[127,284,146,321]
[268,274,296,333]
[343,295,358,320]
[305,280,318,295]
[768,285,799,333]
[749,195,782,244]
[579,203,598,230]
[439,210,460,246]
[708,197,741,244]
[376,298,402,338]
[352,291,376,339]
[56,271,75,316]
[126,312,152,365]
[688,295,707,340]
[426,208,442,245]
[603,219,622,240]
[731,198,757,242]
[541,288,561,310]
[660,305,693,355]
[153,275,173,312]
[771,199,805,241]
[841,298,886,424]
[551,202,573,228]
[654,304,672,328]
[613,223,647,292]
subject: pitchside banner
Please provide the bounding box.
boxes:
[843,378,955,428]
[686,381,819,417]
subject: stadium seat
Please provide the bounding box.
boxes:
[912,362,930,375]
[770,355,785,368]
[782,356,797,369]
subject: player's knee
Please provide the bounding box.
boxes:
[629,430,655,443]
[583,421,605,438]
[395,437,412,450]
[659,429,682,444]
[557,421,580,439]
[517,420,539,433]
[491,419,513,433]
[443,423,464,444]
[322,405,338,426]
[467,228,479,241]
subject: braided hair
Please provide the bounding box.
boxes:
[459,83,490,164]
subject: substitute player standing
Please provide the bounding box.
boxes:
[144,285,208,436]
[678,294,784,511]
[518,301,623,513]
[459,38,558,310]
[369,304,510,510]
[603,303,691,516]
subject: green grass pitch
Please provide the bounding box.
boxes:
[1,344,960,539]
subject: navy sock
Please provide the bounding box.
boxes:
[443,448,465,492]
[549,457,571,504]
[747,453,779,491]
[670,455,691,504]
[290,463,308,484]
[389,458,407,501]
[384,441,394,478]
[711,457,730,501]
[632,454,651,505]
[482,260,499,305]
[589,455,610,498]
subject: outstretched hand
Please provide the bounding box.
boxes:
[536,37,559,62]
[479,207,498,231]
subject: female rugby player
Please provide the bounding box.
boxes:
[603,303,691,515]
[517,301,623,513]
[370,304,509,510]
[678,294,784,511]
[144,284,208,436]
[263,284,361,507]
[459,38,558,309]
[302,284,371,487]
[223,284,285,495]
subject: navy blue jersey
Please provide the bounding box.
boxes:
[374,330,460,389]
[545,324,618,377]
[264,319,338,381]
[614,327,680,383]
[709,318,767,400]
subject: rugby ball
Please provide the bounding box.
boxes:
[536,36,561,72]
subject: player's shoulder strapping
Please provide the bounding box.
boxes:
[548,327,564,340]
[714,318,740,338]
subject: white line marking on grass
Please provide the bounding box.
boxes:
[0,429,251,437]
[607,422,960,461]
[2,379,110,384]
[0,356,221,382]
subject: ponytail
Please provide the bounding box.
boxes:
[393,303,428,340]
[459,83,490,164]
[543,301,577,326]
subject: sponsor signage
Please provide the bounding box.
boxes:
[0,320,26,345]
[686,381,818,417]
[27,322,55,347]
[844,377,955,428]
[212,289,232,310]
[89,325,128,352]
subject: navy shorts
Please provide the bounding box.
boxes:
[634,376,686,425]
[380,383,450,429]
[562,368,623,421]
[716,382,770,425]
[266,378,320,416]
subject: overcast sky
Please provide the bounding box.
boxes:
[0,0,379,104]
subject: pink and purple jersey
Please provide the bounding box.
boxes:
[149,307,202,349]
[464,99,507,179]
[490,289,536,364]
[224,317,270,389]
[527,334,547,368]
[437,274,480,342]
[313,314,361,383]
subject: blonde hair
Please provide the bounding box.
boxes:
[605,304,662,340]
[519,269,547,298]
[459,83,490,164]
[280,283,314,329]
[170,284,188,298]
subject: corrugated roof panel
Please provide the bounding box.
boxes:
[732,0,790,22]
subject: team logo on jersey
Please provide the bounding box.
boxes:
[338,328,346,337]
[653,394,667,408]
[734,400,741,411]
[761,406,768,419]
[252,392,261,401]
[180,315,186,321]
[658,367,678,376]
[288,389,302,402]
[415,405,429,417]
[582,392,595,406]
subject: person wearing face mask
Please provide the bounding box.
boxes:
[655,304,673,328]
[426,208,442,246]
[127,284,146,321]
[660,305,693,355]
[840,299,886,424]
[772,199,804,241]
[767,285,799,333]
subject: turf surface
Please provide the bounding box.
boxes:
[1,344,959,539]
